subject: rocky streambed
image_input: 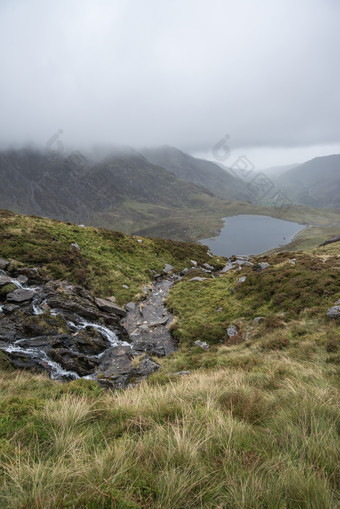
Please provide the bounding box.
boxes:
[0,255,254,388]
[0,259,180,388]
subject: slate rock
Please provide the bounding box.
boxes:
[163,264,174,274]
[94,298,126,317]
[7,289,35,303]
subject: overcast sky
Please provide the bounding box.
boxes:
[0,0,339,167]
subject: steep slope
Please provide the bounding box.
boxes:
[141,145,252,202]
[276,154,340,208]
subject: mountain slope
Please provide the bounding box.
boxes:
[276,154,340,208]
[141,145,252,202]
[0,148,232,241]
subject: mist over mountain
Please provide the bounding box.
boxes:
[275,154,340,208]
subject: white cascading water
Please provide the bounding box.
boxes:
[1,277,131,380]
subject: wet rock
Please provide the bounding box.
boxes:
[95,298,126,317]
[2,304,19,315]
[133,333,175,356]
[194,340,209,350]
[0,259,9,270]
[7,289,35,303]
[6,351,45,372]
[50,348,98,376]
[326,306,340,319]
[96,345,160,389]
[253,262,270,273]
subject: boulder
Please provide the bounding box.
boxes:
[6,289,35,303]
[253,262,270,273]
[94,298,126,317]
[326,306,340,319]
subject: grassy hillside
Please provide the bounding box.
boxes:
[0,209,220,304]
[0,211,339,508]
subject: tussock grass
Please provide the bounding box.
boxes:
[0,351,338,508]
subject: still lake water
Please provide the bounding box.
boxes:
[200,215,305,257]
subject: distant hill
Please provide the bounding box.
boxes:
[141,145,252,202]
[0,147,233,241]
[276,154,340,208]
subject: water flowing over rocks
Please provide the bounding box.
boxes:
[0,260,178,388]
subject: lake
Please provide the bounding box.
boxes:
[200,215,305,257]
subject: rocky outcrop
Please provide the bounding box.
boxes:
[320,234,340,247]
[0,260,168,387]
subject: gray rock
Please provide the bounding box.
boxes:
[150,317,169,327]
[253,316,264,324]
[326,306,340,319]
[71,242,80,250]
[190,277,206,282]
[94,298,126,317]
[0,275,13,287]
[320,234,340,247]
[0,259,9,270]
[7,289,35,303]
[227,325,238,338]
[190,260,198,267]
[163,264,174,274]
[180,268,189,276]
[334,299,340,306]
[2,304,19,315]
[238,276,247,283]
[216,306,222,313]
[122,284,129,289]
[253,262,270,273]
[194,340,210,350]
[203,262,214,270]
[125,302,136,312]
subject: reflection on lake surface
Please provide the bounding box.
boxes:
[200,215,305,257]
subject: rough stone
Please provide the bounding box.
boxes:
[6,289,35,303]
[238,276,247,283]
[253,316,264,324]
[190,277,206,282]
[203,262,214,270]
[94,298,126,317]
[326,306,340,319]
